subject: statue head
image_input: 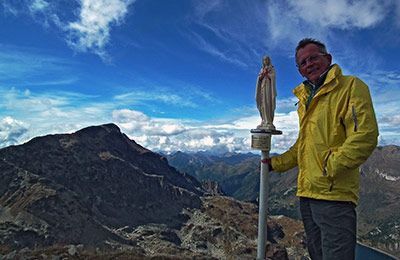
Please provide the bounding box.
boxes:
[262,56,271,67]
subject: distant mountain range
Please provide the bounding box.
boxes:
[166,146,400,258]
[0,124,308,260]
[0,123,397,259]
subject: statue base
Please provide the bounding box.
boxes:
[251,128,282,135]
[250,128,282,150]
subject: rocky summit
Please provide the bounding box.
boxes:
[0,124,308,260]
[167,146,400,259]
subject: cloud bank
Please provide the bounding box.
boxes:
[0,79,300,154]
[112,108,300,154]
[0,117,29,147]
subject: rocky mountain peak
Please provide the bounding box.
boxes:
[0,124,310,259]
[0,124,205,248]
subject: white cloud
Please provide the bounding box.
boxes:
[266,1,305,46]
[112,109,186,136]
[261,0,393,49]
[288,0,388,29]
[111,108,300,154]
[2,0,135,61]
[0,117,29,147]
[113,109,247,153]
[0,87,114,147]
[29,0,49,13]
[66,0,135,61]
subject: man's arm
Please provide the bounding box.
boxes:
[325,77,379,178]
[265,138,299,172]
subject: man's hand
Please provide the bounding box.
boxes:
[260,158,273,171]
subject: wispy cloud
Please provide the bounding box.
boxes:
[66,0,135,61]
[359,70,400,115]
[288,0,388,29]
[185,0,272,70]
[114,83,219,109]
[395,1,400,27]
[0,44,73,81]
[2,1,22,15]
[0,45,79,92]
[193,0,224,19]
[114,91,198,108]
[185,30,248,68]
[187,0,396,69]
[29,0,49,13]
[2,0,135,61]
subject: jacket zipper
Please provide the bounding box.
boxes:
[322,150,331,177]
[351,106,358,132]
[323,150,334,192]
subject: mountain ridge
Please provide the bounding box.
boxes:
[0,123,308,259]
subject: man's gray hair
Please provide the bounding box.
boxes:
[295,38,328,59]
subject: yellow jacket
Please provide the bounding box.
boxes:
[271,64,378,205]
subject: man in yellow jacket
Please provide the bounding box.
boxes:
[264,38,379,260]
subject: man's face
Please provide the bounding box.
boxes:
[296,43,332,84]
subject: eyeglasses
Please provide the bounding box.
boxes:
[296,53,326,68]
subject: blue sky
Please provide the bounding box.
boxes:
[0,0,399,154]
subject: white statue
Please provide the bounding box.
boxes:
[255,56,277,130]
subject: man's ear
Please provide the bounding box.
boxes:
[299,67,306,78]
[326,54,332,64]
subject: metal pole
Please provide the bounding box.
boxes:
[257,143,270,260]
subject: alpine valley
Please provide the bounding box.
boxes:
[166,146,400,259]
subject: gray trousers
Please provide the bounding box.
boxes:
[300,197,357,260]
